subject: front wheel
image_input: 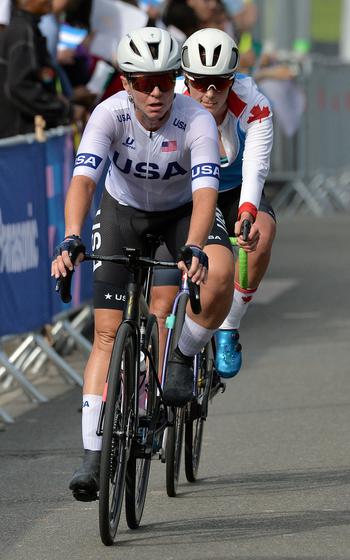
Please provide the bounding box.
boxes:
[125,315,159,529]
[99,322,136,546]
[164,291,188,497]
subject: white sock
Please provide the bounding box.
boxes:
[220,282,257,330]
[178,314,216,357]
[82,394,103,451]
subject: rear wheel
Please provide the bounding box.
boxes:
[125,315,159,529]
[99,322,136,546]
[165,406,185,496]
[185,341,214,482]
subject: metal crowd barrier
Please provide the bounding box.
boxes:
[0,305,93,424]
[265,55,350,214]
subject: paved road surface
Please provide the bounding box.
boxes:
[1,214,350,560]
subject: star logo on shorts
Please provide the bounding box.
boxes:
[105,293,112,300]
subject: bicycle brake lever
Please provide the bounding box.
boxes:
[241,219,251,242]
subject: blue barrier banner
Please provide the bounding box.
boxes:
[46,133,93,317]
[0,131,106,336]
[46,133,102,318]
[0,142,51,336]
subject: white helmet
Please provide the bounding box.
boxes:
[181,28,239,76]
[116,27,181,74]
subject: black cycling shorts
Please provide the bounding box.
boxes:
[152,187,276,286]
[92,189,232,310]
[218,187,276,236]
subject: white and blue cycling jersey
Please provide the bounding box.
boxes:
[175,74,273,219]
[73,90,220,212]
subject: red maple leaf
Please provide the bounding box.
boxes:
[242,296,252,304]
[247,104,270,124]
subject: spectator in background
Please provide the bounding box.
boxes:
[210,0,235,37]
[162,0,199,43]
[49,0,97,110]
[57,0,93,90]
[186,0,222,29]
[162,0,233,43]
[138,0,164,24]
[0,0,84,139]
[222,0,257,41]
[39,0,70,60]
[0,0,11,29]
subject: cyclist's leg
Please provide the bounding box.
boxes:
[163,208,234,405]
[222,195,276,328]
[216,191,277,377]
[241,204,277,288]
[69,191,145,499]
[151,244,180,375]
[69,308,123,500]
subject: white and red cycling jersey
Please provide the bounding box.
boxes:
[175,74,273,220]
[73,90,220,212]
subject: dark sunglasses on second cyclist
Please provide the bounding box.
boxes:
[186,74,235,92]
[127,72,176,93]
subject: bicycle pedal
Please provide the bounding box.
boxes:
[219,382,226,393]
[210,380,226,399]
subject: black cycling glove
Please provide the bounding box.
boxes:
[53,235,86,263]
[178,244,209,271]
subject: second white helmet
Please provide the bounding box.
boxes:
[181,28,239,76]
[116,27,181,74]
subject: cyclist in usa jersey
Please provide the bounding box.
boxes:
[151,28,276,378]
[51,27,235,502]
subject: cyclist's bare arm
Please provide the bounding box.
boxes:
[64,175,96,237]
[178,187,218,284]
[51,175,96,278]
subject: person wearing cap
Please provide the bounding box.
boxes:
[52,26,235,501]
[151,28,275,379]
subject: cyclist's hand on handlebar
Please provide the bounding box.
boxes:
[177,244,209,285]
[51,235,85,279]
[234,212,259,252]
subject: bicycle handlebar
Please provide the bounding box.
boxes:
[55,250,202,314]
[56,220,251,307]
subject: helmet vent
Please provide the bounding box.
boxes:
[213,46,222,66]
[229,48,239,70]
[149,42,160,60]
[198,44,221,67]
[130,40,141,57]
[182,46,190,67]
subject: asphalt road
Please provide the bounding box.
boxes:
[1,214,350,560]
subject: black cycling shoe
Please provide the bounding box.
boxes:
[69,449,101,502]
[163,347,194,406]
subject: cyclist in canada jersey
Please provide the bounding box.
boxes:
[151,28,275,378]
[51,27,235,502]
